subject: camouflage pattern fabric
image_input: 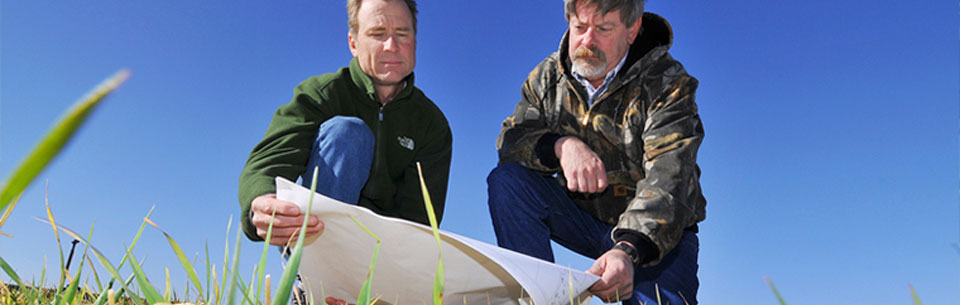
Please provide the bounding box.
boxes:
[496,13,706,266]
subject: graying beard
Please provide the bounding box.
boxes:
[572,60,606,78]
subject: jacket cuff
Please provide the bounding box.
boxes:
[614,229,659,266]
[534,133,563,168]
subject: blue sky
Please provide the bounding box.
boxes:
[1,1,957,304]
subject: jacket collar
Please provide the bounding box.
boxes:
[348,57,416,105]
[557,12,674,81]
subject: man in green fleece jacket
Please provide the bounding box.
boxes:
[238,0,451,256]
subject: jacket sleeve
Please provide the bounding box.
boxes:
[613,74,705,266]
[496,61,561,173]
[396,112,453,225]
[238,80,331,241]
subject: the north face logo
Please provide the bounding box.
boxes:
[398,136,415,151]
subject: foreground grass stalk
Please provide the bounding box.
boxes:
[221,217,233,305]
[0,256,25,288]
[0,193,23,237]
[57,224,95,305]
[0,70,129,213]
[226,226,245,305]
[271,167,319,305]
[264,275,271,305]
[206,242,212,303]
[124,249,163,305]
[349,215,381,305]
[43,188,68,294]
[909,284,923,305]
[37,208,155,305]
[255,209,277,304]
[145,217,205,299]
[415,162,445,305]
[86,256,103,293]
[764,276,788,305]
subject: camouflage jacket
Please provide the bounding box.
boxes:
[496,13,706,265]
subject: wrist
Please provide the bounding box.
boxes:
[613,241,640,266]
[553,136,576,159]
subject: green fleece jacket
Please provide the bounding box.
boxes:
[238,58,452,242]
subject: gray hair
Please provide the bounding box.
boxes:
[347,0,418,34]
[564,0,644,27]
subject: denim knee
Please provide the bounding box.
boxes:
[486,162,531,187]
[317,116,374,151]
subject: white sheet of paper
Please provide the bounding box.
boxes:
[275,177,599,305]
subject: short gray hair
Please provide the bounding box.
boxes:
[564,0,644,27]
[347,0,418,34]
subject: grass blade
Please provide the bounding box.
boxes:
[58,223,95,305]
[245,267,258,305]
[0,255,25,287]
[349,215,381,305]
[35,214,148,302]
[0,70,129,213]
[144,217,205,298]
[416,162,444,305]
[264,275,271,305]
[271,168,318,305]
[221,217,233,304]
[206,241,212,303]
[43,188,68,295]
[88,247,142,305]
[0,192,23,237]
[124,249,164,305]
[225,225,244,305]
[164,267,172,302]
[212,264,220,305]
[909,284,924,305]
[255,209,277,303]
[87,256,103,293]
[764,276,787,305]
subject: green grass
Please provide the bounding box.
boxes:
[0,71,937,305]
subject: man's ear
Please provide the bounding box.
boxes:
[348,32,359,57]
[627,17,642,44]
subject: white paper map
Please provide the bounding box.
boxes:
[275,177,599,305]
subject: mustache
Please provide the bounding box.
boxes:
[574,45,606,62]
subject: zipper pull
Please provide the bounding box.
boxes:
[378,106,384,121]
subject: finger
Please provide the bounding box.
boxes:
[254,198,302,216]
[253,214,320,229]
[583,167,598,193]
[566,171,579,192]
[618,284,633,300]
[586,259,604,276]
[596,165,608,192]
[265,224,324,238]
[325,296,349,305]
[258,229,292,246]
[575,169,590,193]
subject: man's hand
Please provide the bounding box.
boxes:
[324,296,352,305]
[586,245,635,303]
[251,193,323,246]
[555,136,608,193]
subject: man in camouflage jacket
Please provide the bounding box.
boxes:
[487,0,705,304]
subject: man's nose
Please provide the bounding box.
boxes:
[383,35,398,52]
[581,28,596,47]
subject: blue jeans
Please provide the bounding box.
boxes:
[287,116,374,305]
[299,116,375,203]
[487,163,699,305]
